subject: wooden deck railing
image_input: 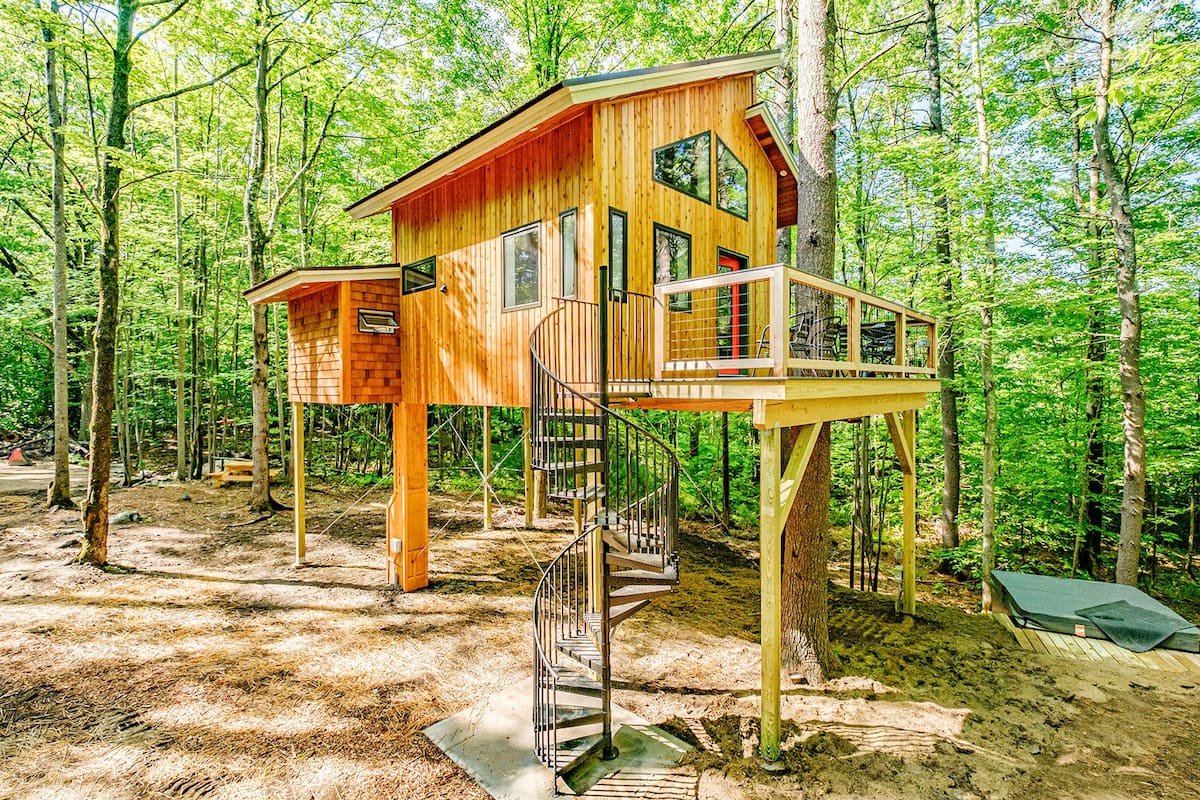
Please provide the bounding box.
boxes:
[652,263,937,380]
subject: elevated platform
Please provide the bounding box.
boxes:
[632,377,937,427]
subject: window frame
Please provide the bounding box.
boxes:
[653,223,693,312]
[401,255,437,296]
[608,207,628,299]
[715,135,749,220]
[501,220,542,312]
[559,207,578,299]
[652,131,713,204]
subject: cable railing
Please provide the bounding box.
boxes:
[652,263,937,380]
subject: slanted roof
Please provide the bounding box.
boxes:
[745,104,799,228]
[346,51,783,220]
[244,263,403,305]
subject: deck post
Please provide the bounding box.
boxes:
[759,425,782,763]
[387,401,428,591]
[522,407,534,528]
[902,410,917,615]
[482,406,492,530]
[291,401,306,565]
[885,410,917,615]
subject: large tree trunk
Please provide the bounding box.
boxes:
[245,15,275,513]
[80,0,136,565]
[972,1,997,609]
[782,0,838,684]
[42,0,74,510]
[1093,0,1145,586]
[1081,152,1108,576]
[774,0,796,265]
[925,0,960,553]
[173,61,189,482]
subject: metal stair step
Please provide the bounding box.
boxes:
[608,566,678,587]
[551,670,603,700]
[538,460,604,475]
[534,436,604,448]
[550,485,606,503]
[555,635,602,676]
[609,597,651,627]
[539,412,602,426]
[605,549,670,571]
[535,704,607,732]
[609,583,674,603]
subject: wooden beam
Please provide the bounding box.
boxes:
[779,423,818,521]
[387,401,428,591]
[753,393,929,429]
[291,401,306,565]
[884,412,915,475]
[523,407,534,528]
[902,411,917,615]
[482,406,493,530]
[759,427,782,763]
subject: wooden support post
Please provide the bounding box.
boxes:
[885,411,917,615]
[482,406,492,531]
[387,402,428,591]
[523,407,534,528]
[759,426,782,763]
[291,401,306,565]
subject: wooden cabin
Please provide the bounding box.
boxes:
[247,50,938,773]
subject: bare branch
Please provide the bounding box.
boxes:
[130,57,254,110]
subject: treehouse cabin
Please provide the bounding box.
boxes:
[247,49,938,784]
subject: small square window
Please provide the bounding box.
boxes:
[357,308,398,334]
[503,222,541,309]
[402,256,436,295]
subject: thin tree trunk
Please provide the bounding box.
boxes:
[782,0,838,684]
[1094,0,1145,587]
[174,58,189,481]
[80,0,136,566]
[972,1,997,609]
[41,0,74,509]
[925,0,960,553]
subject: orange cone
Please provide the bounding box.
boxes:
[8,448,31,466]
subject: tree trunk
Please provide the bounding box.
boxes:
[925,0,960,553]
[80,0,136,566]
[174,59,189,481]
[782,0,838,684]
[775,0,796,264]
[1093,0,1145,587]
[246,13,275,513]
[42,0,74,509]
[1081,148,1108,577]
[972,1,997,609]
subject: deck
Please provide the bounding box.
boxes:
[995,613,1200,675]
[621,264,938,425]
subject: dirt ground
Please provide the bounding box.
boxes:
[2,475,1199,800]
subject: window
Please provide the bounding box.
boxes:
[654,225,692,311]
[560,209,577,298]
[653,132,711,203]
[716,137,748,218]
[402,256,436,295]
[608,208,628,295]
[357,308,398,334]
[503,222,541,309]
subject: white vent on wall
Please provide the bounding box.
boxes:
[357,308,398,334]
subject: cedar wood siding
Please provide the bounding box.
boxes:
[390,110,594,408]
[287,285,342,404]
[592,75,777,294]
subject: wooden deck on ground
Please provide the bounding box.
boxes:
[996,613,1200,675]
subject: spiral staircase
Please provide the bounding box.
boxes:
[528,269,680,788]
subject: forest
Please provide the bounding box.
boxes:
[0,0,1198,594]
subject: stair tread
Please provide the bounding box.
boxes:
[550,486,606,502]
[606,549,668,569]
[535,437,603,446]
[609,566,679,583]
[609,583,674,600]
[536,705,606,731]
[539,460,604,472]
[555,635,602,672]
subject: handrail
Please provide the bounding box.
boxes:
[653,263,938,380]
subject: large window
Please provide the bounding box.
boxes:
[716,137,749,218]
[503,222,540,309]
[608,207,628,295]
[653,224,691,311]
[653,132,711,203]
[560,209,577,298]
[402,256,436,295]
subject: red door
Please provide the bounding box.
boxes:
[717,251,748,376]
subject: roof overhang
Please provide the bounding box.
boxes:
[744,103,800,229]
[244,264,403,305]
[346,50,782,220]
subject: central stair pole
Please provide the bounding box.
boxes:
[598,264,617,761]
